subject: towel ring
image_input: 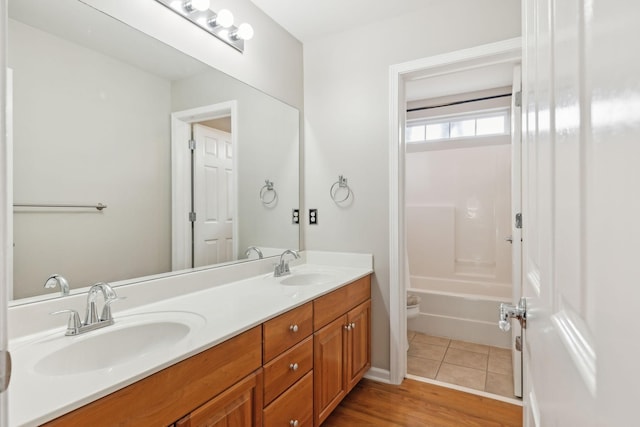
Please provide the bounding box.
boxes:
[330,175,351,203]
[260,179,277,206]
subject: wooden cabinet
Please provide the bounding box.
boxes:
[176,370,263,427]
[313,276,371,426]
[43,274,371,427]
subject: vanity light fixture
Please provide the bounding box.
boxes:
[155,0,254,53]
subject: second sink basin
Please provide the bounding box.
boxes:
[280,272,335,286]
[32,311,205,376]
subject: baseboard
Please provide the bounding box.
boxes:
[364,366,391,384]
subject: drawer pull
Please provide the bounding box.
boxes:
[290,420,299,427]
[289,363,299,371]
[289,324,299,333]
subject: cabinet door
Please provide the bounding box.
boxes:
[176,370,263,427]
[313,315,347,426]
[346,300,371,391]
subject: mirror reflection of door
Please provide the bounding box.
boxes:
[192,122,234,267]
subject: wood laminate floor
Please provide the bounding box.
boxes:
[323,378,523,427]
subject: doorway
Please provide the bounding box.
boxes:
[404,82,519,399]
[171,101,238,271]
[388,39,522,397]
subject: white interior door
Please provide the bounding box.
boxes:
[192,124,234,267]
[509,64,523,398]
[522,1,596,425]
[522,1,640,425]
[1,16,10,427]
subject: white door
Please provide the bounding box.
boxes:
[520,1,640,425]
[1,18,9,427]
[521,1,596,424]
[509,64,523,398]
[192,124,234,267]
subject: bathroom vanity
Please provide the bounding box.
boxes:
[7,253,372,427]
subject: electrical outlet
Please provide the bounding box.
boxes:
[309,209,318,225]
[292,209,300,224]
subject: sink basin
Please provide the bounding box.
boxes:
[32,311,205,376]
[280,272,335,286]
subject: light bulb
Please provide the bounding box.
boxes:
[216,9,234,28]
[190,0,210,11]
[236,23,254,41]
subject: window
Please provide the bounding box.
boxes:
[406,109,510,144]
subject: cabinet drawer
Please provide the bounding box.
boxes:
[313,275,371,330]
[263,336,313,405]
[263,371,313,427]
[263,302,313,362]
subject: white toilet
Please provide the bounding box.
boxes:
[406,294,421,350]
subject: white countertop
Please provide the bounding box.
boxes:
[7,257,372,426]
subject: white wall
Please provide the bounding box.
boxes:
[10,20,172,299]
[81,0,304,110]
[303,0,521,372]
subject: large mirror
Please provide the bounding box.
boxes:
[8,0,299,301]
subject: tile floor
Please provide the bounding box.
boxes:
[407,330,519,399]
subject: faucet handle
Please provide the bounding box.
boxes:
[51,309,82,335]
[100,296,126,322]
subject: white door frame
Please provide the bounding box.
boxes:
[388,38,522,385]
[171,101,238,271]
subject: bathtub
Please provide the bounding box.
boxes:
[407,276,512,348]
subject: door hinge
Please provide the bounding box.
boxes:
[189,211,196,222]
[515,213,522,229]
[0,350,11,392]
[188,139,196,150]
[514,91,522,107]
[515,336,523,352]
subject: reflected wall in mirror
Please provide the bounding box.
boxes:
[9,0,299,301]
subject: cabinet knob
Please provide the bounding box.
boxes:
[289,324,299,333]
[289,363,299,371]
[350,322,356,329]
[344,324,351,331]
[290,420,299,427]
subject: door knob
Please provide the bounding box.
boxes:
[498,297,527,331]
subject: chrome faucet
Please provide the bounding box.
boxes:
[51,282,123,336]
[84,282,118,325]
[43,274,70,296]
[245,246,264,259]
[274,249,300,277]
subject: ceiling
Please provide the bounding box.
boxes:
[249,0,430,43]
